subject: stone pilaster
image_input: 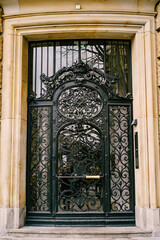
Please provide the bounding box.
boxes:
[0,7,3,166]
[156,1,160,210]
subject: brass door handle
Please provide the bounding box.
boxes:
[86,175,102,179]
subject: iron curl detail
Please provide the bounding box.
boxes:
[57,86,103,120]
[109,106,131,212]
[57,124,103,212]
[39,62,120,100]
[29,107,51,212]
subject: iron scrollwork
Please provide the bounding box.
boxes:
[57,86,103,120]
[109,105,131,212]
[40,62,121,100]
[28,107,52,212]
[58,124,103,212]
[27,60,133,221]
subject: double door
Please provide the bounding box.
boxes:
[26,40,134,226]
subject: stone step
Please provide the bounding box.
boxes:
[2,237,160,240]
[6,226,152,239]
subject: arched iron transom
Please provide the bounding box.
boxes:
[27,40,135,226]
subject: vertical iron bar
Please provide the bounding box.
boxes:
[104,41,106,74]
[66,46,68,67]
[60,45,62,68]
[105,103,110,217]
[117,41,119,92]
[53,41,56,74]
[40,43,43,96]
[123,41,125,96]
[51,105,55,216]
[98,45,99,68]
[91,45,93,65]
[85,44,87,63]
[47,42,49,77]
[78,40,81,62]
[129,41,132,94]
[53,101,58,214]
[72,45,74,64]
[129,104,135,213]
[34,44,37,98]
[111,41,113,76]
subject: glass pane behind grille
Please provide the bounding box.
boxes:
[29,40,131,99]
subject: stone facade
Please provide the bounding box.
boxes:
[0,7,2,160]
[156,4,160,152]
[0,0,160,235]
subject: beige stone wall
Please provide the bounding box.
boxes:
[0,7,2,157]
[0,12,157,205]
[0,0,158,15]
[156,5,160,138]
[0,0,159,231]
[156,3,160,207]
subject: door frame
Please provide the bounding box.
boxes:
[0,13,159,229]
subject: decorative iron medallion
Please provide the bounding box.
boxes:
[57,86,103,119]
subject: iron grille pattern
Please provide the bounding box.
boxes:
[57,87,103,119]
[58,178,103,212]
[27,40,134,226]
[58,123,103,212]
[28,106,52,212]
[29,40,131,99]
[109,105,131,212]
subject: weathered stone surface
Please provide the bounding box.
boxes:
[0,207,26,234]
[0,0,158,15]
[0,6,2,146]
[157,33,160,59]
[0,36,3,61]
[0,0,159,234]
[7,226,152,239]
[0,237,160,240]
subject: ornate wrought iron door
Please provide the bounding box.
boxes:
[26,40,135,226]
